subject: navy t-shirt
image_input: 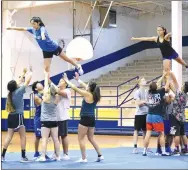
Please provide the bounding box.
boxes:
[147,88,166,115]
[27,26,58,52]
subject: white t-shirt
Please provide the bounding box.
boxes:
[134,88,148,115]
[56,88,71,121]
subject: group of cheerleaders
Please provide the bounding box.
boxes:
[1,17,188,163]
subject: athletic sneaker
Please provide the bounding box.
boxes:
[1,157,5,162]
[76,64,84,75]
[165,147,172,154]
[62,154,70,160]
[76,158,87,163]
[56,156,61,161]
[161,152,170,156]
[45,154,50,160]
[33,152,41,160]
[50,153,61,161]
[50,153,56,161]
[132,148,138,154]
[172,150,181,156]
[96,155,104,162]
[165,147,172,155]
[147,148,153,153]
[181,149,188,155]
[35,156,46,162]
[20,157,31,163]
[142,152,147,156]
[33,152,50,160]
[155,147,162,155]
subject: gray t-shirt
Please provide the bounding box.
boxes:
[164,102,173,120]
[134,88,148,115]
[41,83,57,122]
[10,86,26,115]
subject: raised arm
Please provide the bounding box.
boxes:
[17,68,27,86]
[164,75,170,92]
[170,71,179,89]
[131,36,157,42]
[63,73,90,98]
[156,72,167,88]
[43,71,51,103]
[48,74,67,97]
[7,27,28,31]
[74,72,87,89]
[164,32,172,41]
[24,67,32,86]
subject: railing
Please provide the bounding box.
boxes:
[29,75,163,120]
[117,76,139,107]
[28,75,188,135]
[71,76,139,108]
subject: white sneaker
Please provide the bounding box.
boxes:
[56,156,61,161]
[162,152,170,156]
[50,153,56,161]
[35,156,46,162]
[20,157,31,163]
[62,154,70,160]
[155,152,162,156]
[50,153,61,161]
[77,64,84,75]
[76,158,87,163]
[147,148,153,154]
[132,148,138,154]
[1,157,5,162]
[96,155,104,162]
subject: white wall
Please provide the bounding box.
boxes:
[2,2,148,97]
[81,7,148,81]
[4,3,188,98]
[145,11,188,57]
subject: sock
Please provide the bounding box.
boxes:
[143,148,147,154]
[2,148,7,157]
[175,146,179,152]
[157,143,161,150]
[165,142,169,149]
[185,66,188,68]
[98,154,102,157]
[184,144,187,151]
[134,144,137,148]
[21,150,26,158]
[161,147,166,153]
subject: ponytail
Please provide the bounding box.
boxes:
[30,17,45,27]
[6,80,17,112]
[92,86,101,103]
[158,25,167,36]
[6,92,15,112]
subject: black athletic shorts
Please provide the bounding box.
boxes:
[169,114,185,136]
[79,116,95,127]
[8,114,24,129]
[134,114,147,131]
[41,121,58,128]
[42,46,62,58]
[58,120,68,137]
